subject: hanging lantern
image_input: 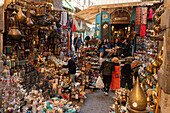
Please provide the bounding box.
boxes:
[4,39,12,55]
[16,7,26,23]
[8,25,21,41]
[26,11,33,26]
[26,17,33,26]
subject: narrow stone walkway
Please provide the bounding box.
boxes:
[80,89,114,113]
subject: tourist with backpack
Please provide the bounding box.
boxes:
[99,56,115,96]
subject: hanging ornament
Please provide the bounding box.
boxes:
[16,7,26,23]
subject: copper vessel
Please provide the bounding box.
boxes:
[16,7,26,23]
[153,25,160,33]
[129,77,147,111]
[8,25,21,40]
[146,63,153,74]
[158,46,163,64]
[149,58,160,68]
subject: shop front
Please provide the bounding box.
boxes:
[95,8,131,43]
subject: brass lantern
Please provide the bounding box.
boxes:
[8,25,21,41]
[129,77,147,111]
[16,7,26,23]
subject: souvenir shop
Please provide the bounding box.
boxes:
[0,0,169,113]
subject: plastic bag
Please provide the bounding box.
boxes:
[95,76,104,88]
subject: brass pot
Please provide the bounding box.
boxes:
[153,25,160,33]
[149,58,160,68]
[158,47,163,64]
[16,7,26,23]
[146,63,153,74]
[152,13,158,22]
[8,25,21,41]
[156,16,161,24]
[129,77,147,111]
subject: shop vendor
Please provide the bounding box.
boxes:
[63,54,76,82]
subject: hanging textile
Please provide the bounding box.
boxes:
[147,8,153,20]
[140,25,146,37]
[141,7,148,25]
[61,12,67,26]
[136,8,141,25]
[71,18,77,32]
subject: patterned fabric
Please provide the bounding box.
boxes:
[61,12,67,26]
[141,7,148,24]
[136,8,141,25]
[140,25,146,37]
[147,8,153,20]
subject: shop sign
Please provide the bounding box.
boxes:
[114,17,128,21]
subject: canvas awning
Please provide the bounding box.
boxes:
[62,0,75,11]
[74,1,160,24]
[74,8,100,24]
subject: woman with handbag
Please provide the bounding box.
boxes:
[110,57,121,91]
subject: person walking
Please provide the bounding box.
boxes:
[63,54,76,82]
[73,33,78,52]
[75,34,83,51]
[99,56,115,96]
[110,57,121,91]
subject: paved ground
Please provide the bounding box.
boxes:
[79,89,114,113]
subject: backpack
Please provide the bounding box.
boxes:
[103,61,113,76]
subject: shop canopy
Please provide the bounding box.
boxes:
[62,0,75,11]
[74,1,160,24]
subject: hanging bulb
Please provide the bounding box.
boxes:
[129,77,147,111]
[16,7,26,23]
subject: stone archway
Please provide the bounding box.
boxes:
[111,9,131,24]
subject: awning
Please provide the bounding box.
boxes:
[62,0,75,11]
[74,1,160,24]
[74,8,100,24]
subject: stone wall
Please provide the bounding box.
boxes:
[158,0,170,113]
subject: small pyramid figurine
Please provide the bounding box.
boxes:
[128,77,149,112]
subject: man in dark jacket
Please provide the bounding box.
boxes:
[63,54,76,82]
[73,34,78,52]
[99,56,115,95]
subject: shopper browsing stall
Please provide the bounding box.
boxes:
[63,54,76,82]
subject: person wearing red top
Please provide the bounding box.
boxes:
[110,57,121,91]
